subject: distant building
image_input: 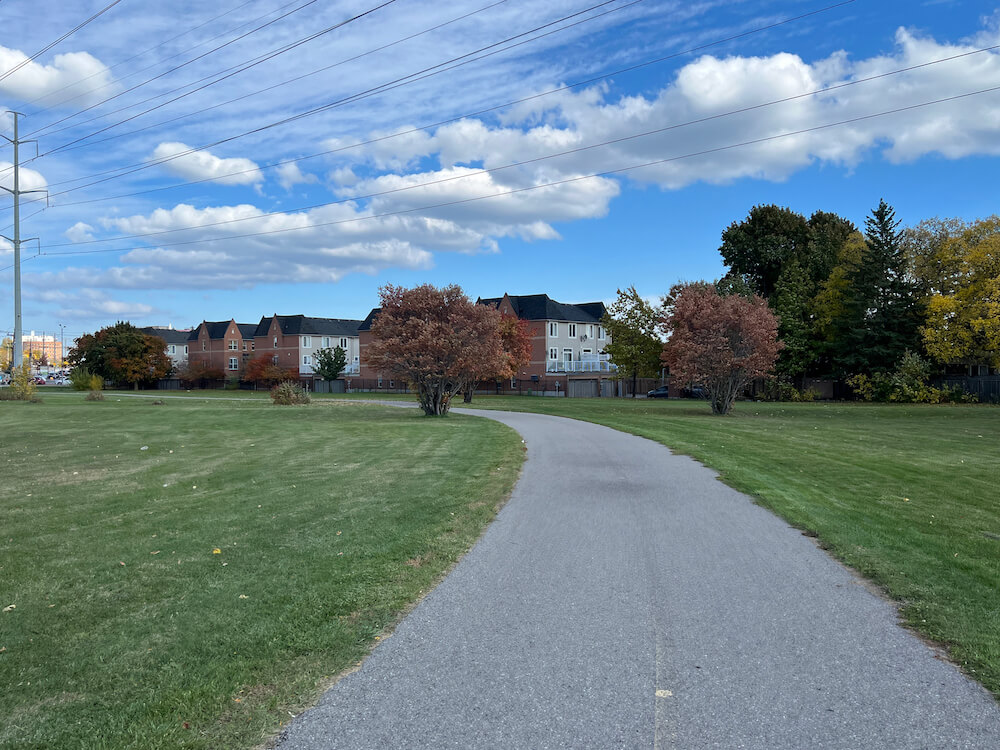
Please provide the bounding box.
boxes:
[140,326,191,370]
[252,315,363,379]
[21,331,64,369]
[187,320,258,375]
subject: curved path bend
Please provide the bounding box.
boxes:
[276,408,1000,749]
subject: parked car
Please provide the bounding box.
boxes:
[33,376,47,385]
[680,385,707,399]
[646,385,670,398]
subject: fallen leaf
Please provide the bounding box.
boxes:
[119,561,126,566]
[140,446,148,451]
[238,594,248,599]
[2,604,14,613]
[151,550,160,555]
[212,548,221,555]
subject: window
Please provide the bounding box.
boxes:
[168,345,176,354]
[303,355,312,366]
[184,345,188,355]
[389,380,395,388]
[549,322,558,337]
[202,340,206,351]
[548,347,558,360]
[322,337,330,348]
[340,337,348,349]
[587,325,594,338]
[377,377,383,388]
[598,326,605,340]
[229,339,237,350]
[562,348,573,362]
[302,336,311,348]
[250,342,255,351]
[242,342,247,351]
[228,357,238,370]
[273,337,278,348]
[272,355,278,364]
[568,324,577,338]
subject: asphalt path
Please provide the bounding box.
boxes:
[270,406,1000,749]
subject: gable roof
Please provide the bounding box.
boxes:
[357,308,380,332]
[254,314,362,338]
[477,294,607,324]
[140,326,191,345]
[191,320,254,340]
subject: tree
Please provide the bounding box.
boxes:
[366,284,506,416]
[241,355,291,387]
[601,286,662,398]
[922,216,1000,368]
[661,283,782,415]
[464,313,532,402]
[67,321,171,390]
[718,205,811,298]
[313,346,347,382]
[833,200,921,375]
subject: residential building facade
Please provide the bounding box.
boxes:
[140,326,191,371]
[252,315,362,379]
[187,319,257,375]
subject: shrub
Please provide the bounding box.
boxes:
[271,380,310,405]
[85,390,106,402]
[70,367,104,391]
[761,380,820,402]
[10,363,36,401]
[848,351,978,404]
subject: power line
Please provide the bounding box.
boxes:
[33,0,636,168]
[6,0,855,203]
[22,0,325,139]
[38,46,999,249]
[37,0,510,158]
[24,85,1000,262]
[0,0,126,84]
[28,0,400,147]
[21,0,275,115]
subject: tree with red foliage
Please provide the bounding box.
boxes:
[463,312,533,403]
[242,355,293,386]
[661,282,782,415]
[177,360,225,388]
[367,284,506,415]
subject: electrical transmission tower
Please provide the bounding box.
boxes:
[1,111,47,368]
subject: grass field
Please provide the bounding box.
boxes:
[454,394,1000,698]
[0,394,523,749]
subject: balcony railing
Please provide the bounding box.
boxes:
[546,356,617,373]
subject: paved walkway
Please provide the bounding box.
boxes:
[271,407,1000,749]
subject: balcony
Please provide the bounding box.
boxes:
[546,355,617,374]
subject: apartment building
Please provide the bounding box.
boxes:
[252,315,363,379]
[187,319,257,374]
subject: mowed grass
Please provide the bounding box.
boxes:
[0,395,523,749]
[458,395,1000,696]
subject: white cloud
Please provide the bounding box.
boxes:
[64,222,94,242]
[275,161,318,190]
[151,142,263,185]
[0,161,47,192]
[27,288,157,320]
[0,46,116,107]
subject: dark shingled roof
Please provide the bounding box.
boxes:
[477,294,606,324]
[254,315,362,338]
[357,308,380,332]
[141,326,191,345]
[190,320,254,340]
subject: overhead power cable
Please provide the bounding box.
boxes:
[0,0,126,84]
[34,46,1000,247]
[33,0,636,164]
[22,0,325,139]
[21,0,279,115]
[27,0,400,146]
[27,84,1000,261]
[39,0,510,156]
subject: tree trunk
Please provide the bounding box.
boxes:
[463,384,473,403]
[133,381,138,391]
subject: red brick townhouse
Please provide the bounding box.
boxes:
[252,315,363,381]
[476,293,615,395]
[187,319,257,375]
[358,293,615,395]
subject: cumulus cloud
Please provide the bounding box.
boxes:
[0,161,47,192]
[27,288,157,320]
[275,161,319,190]
[64,222,95,242]
[0,46,116,107]
[151,142,263,185]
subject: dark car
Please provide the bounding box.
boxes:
[646,385,669,399]
[681,385,707,399]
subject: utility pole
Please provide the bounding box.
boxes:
[58,323,66,367]
[1,111,46,369]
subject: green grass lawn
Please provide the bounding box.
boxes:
[456,394,1000,697]
[0,394,523,749]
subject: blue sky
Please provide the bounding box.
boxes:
[1,0,998,343]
